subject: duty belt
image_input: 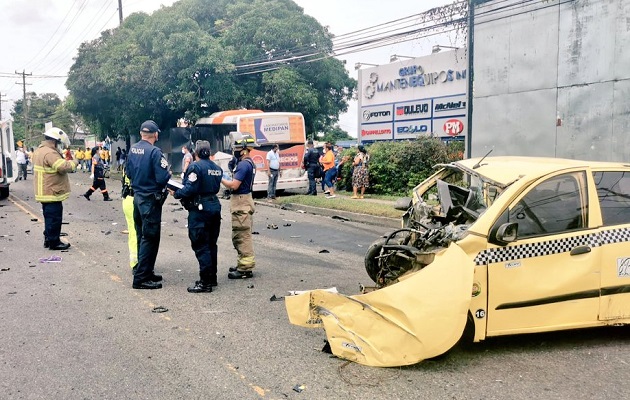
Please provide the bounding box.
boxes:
[196,194,218,202]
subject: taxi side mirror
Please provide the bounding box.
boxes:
[495,222,518,244]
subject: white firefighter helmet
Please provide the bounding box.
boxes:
[44,127,71,147]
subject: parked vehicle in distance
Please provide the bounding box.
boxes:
[196,111,309,193]
[286,156,630,367]
[0,120,17,199]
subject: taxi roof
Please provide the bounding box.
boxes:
[454,156,630,187]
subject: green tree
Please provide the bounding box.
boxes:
[66,0,355,140]
[320,125,354,144]
[10,92,63,147]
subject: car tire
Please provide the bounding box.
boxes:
[364,238,386,283]
[0,186,9,200]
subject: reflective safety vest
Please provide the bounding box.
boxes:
[32,141,77,203]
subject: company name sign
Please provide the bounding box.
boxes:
[358,51,468,143]
[363,68,466,100]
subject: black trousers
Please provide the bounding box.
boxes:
[132,193,163,284]
[42,202,63,245]
[307,165,318,194]
[188,202,221,284]
[18,163,28,180]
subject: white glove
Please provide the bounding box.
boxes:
[90,174,94,179]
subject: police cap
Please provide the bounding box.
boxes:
[140,120,160,134]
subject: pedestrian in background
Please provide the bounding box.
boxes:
[64,147,72,162]
[115,147,122,171]
[83,147,112,201]
[125,120,171,290]
[74,148,84,172]
[32,127,77,250]
[15,146,28,181]
[352,145,370,199]
[181,144,193,179]
[221,133,258,279]
[320,142,336,199]
[304,139,320,195]
[169,140,222,293]
[83,147,91,172]
[118,149,126,172]
[266,143,280,200]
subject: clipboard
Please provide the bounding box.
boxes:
[167,179,184,191]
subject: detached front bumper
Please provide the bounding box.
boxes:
[286,244,473,367]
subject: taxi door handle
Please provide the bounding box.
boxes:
[570,246,591,256]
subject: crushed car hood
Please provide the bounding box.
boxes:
[286,244,473,367]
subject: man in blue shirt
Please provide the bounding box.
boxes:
[221,132,258,279]
[266,144,280,200]
[125,120,171,290]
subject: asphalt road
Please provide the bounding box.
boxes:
[1,172,628,400]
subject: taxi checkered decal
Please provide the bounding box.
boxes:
[474,227,630,266]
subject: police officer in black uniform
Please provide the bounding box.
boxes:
[168,140,223,293]
[304,139,320,195]
[125,120,171,290]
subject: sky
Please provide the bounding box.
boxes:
[0,0,461,136]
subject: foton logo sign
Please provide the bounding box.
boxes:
[443,119,464,136]
[362,110,391,121]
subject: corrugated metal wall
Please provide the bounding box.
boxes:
[472,0,630,161]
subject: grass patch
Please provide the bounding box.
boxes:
[276,194,405,219]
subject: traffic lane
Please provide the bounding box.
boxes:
[251,201,387,258]
[3,176,392,399]
[4,175,630,399]
[0,196,263,399]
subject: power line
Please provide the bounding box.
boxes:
[234,0,559,76]
[22,0,83,70]
[29,0,91,72]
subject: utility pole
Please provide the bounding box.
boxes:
[0,92,7,121]
[15,70,32,143]
[118,0,123,24]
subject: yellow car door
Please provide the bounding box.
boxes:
[592,169,630,322]
[484,170,601,335]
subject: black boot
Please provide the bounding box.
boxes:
[83,188,94,201]
[103,192,112,201]
[187,281,213,293]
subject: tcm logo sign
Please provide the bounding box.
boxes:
[362,110,391,121]
[443,119,464,136]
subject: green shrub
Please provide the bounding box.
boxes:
[336,138,458,196]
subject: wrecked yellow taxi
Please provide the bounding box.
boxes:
[286,156,630,367]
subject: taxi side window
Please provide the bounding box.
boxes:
[509,172,587,238]
[593,171,630,226]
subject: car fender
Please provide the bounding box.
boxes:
[285,244,474,367]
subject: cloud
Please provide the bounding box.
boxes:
[6,1,58,27]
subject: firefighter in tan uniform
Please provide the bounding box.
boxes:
[32,128,77,250]
[221,132,258,279]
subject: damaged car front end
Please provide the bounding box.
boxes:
[286,161,508,367]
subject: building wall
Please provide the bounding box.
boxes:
[472,0,630,161]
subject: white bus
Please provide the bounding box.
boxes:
[195,111,309,193]
[0,120,17,199]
